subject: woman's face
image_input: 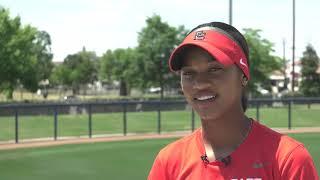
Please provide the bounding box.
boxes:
[180,47,244,121]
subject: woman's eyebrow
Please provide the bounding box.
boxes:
[208,61,223,66]
[181,66,193,71]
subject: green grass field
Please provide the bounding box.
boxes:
[0,105,320,141]
[0,133,319,180]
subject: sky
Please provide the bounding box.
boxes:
[1,0,319,62]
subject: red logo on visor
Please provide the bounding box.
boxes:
[194,31,206,40]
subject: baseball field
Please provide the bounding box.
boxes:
[0,133,319,180]
[0,105,319,179]
[0,105,320,141]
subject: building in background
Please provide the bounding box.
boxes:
[269,60,301,96]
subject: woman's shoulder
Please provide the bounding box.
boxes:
[252,120,303,149]
[157,129,201,161]
[251,120,304,153]
[252,120,314,172]
[148,129,203,180]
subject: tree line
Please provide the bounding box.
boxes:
[1,8,320,100]
[0,8,53,99]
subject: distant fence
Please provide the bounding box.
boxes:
[0,97,320,143]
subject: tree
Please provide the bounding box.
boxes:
[243,29,282,96]
[54,48,97,95]
[300,44,320,96]
[0,8,53,99]
[31,31,54,98]
[136,15,188,98]
[99,48,138,96]
[50,64,70,87]
[99,50,114,84]
[33,31,53,82]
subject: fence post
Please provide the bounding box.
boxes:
[191,109,195,132]
[88,104,92,138]
[157,101,161,134]
[15,108,19,143]
[54,106,58,140]
[288,100,292,129]
[256,101,260,122]
[123,103,127,136]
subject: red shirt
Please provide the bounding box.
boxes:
[148,121,319,180]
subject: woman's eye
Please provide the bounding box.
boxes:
[182,71,194,77]
[208,67,222,73]
[182,71,193,76]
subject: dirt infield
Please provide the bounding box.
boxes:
[0,127,320,151]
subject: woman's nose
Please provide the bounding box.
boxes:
[193,73,212,90]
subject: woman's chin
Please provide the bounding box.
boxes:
[197,112,221,122]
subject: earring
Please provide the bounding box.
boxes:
[242,81,247,86]
[242,76,248,86]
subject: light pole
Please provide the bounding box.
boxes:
[292,0,296,92]
[229,0,233,25]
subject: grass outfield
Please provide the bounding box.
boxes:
[0,133,319,180]
[0,105,320,141]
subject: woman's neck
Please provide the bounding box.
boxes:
[201,109,251,151]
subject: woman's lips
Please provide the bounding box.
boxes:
[193,94,218,108]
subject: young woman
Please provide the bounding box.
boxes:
[148,22,318,180]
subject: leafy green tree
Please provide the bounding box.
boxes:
[300,44,320,96]
[50,64,70,87]
[31,31,54,98]
[100,48,137,96]
[33,31,53,82]
[54,48,97,95]
[243,29,282,96]
[99,50,114,84]
[0,9,52,99]
[136,15,188,98]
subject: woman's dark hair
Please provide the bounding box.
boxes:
[189,22,250,112]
